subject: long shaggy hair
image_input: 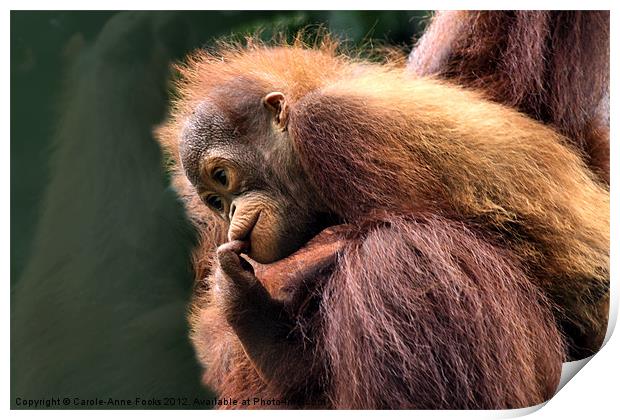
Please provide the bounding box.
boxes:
[156,24,609,408]
[322,215,563,409]
[409,11,610,182]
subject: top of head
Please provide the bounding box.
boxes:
[157,35,608,268]
[159,37,408,217]
[171,42,353,193]
[158,38,364,263]
[159,37,402,157]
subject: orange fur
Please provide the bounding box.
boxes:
[156,35,608,408]
[409,11,610,182]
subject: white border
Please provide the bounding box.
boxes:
[5,2,618,419]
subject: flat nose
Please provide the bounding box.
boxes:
[229,202,237,221]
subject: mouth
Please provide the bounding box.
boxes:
[229,209,342,264]
[228,209,261,244]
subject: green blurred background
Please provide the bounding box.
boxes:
[10,11,428,409]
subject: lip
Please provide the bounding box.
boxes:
[227,210,261,246]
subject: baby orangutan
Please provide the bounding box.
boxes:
[156,37,609,409]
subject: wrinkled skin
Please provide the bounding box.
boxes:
[179,97,335,264]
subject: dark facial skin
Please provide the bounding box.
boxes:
[179,93,334,264]
[178,93,343,389]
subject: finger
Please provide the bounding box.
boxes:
[217,241,255,283]
[217,248,241,276]
[238,255,255,274]
[217,240,249,256]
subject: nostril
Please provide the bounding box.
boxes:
[229,202,236,220]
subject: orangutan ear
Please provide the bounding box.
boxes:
[263,92,289,130]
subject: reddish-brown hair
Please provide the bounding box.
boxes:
[409,11,610,182]
[156,26,608,408]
